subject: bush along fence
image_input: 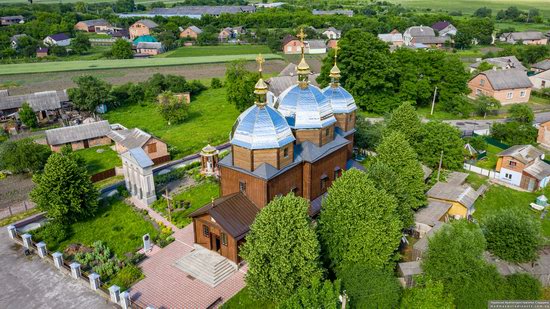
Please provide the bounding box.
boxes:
[5,225,146,309]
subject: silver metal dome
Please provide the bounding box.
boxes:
[322,85,357,114]
[231,104,295,150]
[276,84,336,129]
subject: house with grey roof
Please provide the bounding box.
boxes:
[403,25,450,49]
[0,90,68,120]
[107,128,170,164]
[306,40,326,54]
[496,144,550,191]
[129,19,159,39]
[468,68,533,104]
[43,33,71,47]
[499,31,548,45]
[426,172,481,219]
[414,199,451,237]
[74,19,112,33]
[532,59,550,74]
[179,25,202,39]
[530,68,550,90]
[469,56,527,73]
[431,21,457,37]
[322,27,341,39]
[45,120,112,152]
[378,29,404,48]
[135,42,164,56]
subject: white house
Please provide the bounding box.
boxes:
[530,70,550,89]
[322,27,341,39]
[43,33,71,47]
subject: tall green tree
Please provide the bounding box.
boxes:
[422,221,506,309]
[386,101,424,149]
[376,132,426,211]
[483,209,541,262]
[318,29,397,113]
[0,138,51,173]
[401,278,454,309]
[474,95,501,117]
[70,32,91,55]
[30,152,98,223]
[240,194,323,303]
[318,169,402,272]
[417,121,465,170]
[508,104,534,124]
[225,60,259,112]
[354,118,384,151]
[19,102,38,128]
[279,279,341,309]
[157,91,189,125]
[111,39,133,59]
[68,75,113,111]
[491,121,537,145]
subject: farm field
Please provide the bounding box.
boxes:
[162,45,272,58]
[103,87,240,158]
[0,54,282,75]
[389,0,550,15]
[0,59,287,95]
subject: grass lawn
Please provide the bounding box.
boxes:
[104,87,240,158]
[152,181,220,228]
[163,45,272,58]
[476,144,504,170]
[466,172,489,190]
[53,199,158,257]
[74,145,121,174]
[222,287,276,309]
[0,54,282,75]
[474,185,550,238]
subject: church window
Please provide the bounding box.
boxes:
[239,181,246,193]
[321,175,328,191]
[284,147,289,158]
[325,128,330,136]
[203,225,209,237]
[334,168,342,180]
[221,233,228,246]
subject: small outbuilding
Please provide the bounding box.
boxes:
[45,120,112,152]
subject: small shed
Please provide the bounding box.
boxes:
[398,261,422,288]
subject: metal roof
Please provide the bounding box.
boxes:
[427,182,479,209]
[136,42,163,49]
[45,120,111,145]
[48,33,70,41]
[470,56,527,72]
[377,33,403,43]
[413,221,445,253]
[187,25,203,34]
[524,159,550,181]
[405,26,435,37]
[415,199,452,227]
[295,134,350,163]
[431,21,452,32]
[107,128,153,149]
[149,6,256,16]
[230,104,295,150]
[497,144,543,164]
[322,85,357,114]
[0,90,64,112]
[532,59,550,71]
[267,74,320,97]
[307,40,326,49]
[126,147,154,168]
[279,63,297,77]
[189,192,259,240]
[412,36,449,44]
[134,19,158,28]
[276,83,336,129]
[398,261,422,277]
[480,68,533,90]
[502,31,545,41]
[78,19,111,27]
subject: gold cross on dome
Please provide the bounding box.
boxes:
[256,54,265,72]
[297,28,307,42]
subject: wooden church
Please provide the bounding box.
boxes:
[190,32,358,264]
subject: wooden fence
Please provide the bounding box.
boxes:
[90,168,116,183]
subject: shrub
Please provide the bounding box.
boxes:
[505,273,542,300]
[110,264,144,290]
[74,241,120,280]
[31,220,69,249]
[210,78,223,89]
[483,209,541,262]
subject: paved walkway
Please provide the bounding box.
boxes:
[131,197,178,231]
[0,232,113,309]
[130,225,246,308]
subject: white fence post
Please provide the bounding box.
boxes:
[52,252,63,269]
[7,225,16,239]
[36,242,47,258]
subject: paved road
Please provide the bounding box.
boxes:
[0,232,113,309]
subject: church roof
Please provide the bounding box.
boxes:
[230,104,295,150]
[276,83,336,129]
[322,85,357,114]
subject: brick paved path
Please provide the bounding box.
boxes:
[130,225,246,308]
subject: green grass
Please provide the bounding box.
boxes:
[53,200,158,257]
[162,45,272,58]
[388,0,550,15]
[104,87,240,158]
[74,145,121,174]
[466,172,489,190]
[0,54,282,75]
[151,181,220,228]
[474,185,550,238]
[476,144,504,170]
[222,287,276,309]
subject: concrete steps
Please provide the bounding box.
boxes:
[173,246,237,287]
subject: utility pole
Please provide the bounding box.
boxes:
[437,151,444,181]
[430,86,438,116]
